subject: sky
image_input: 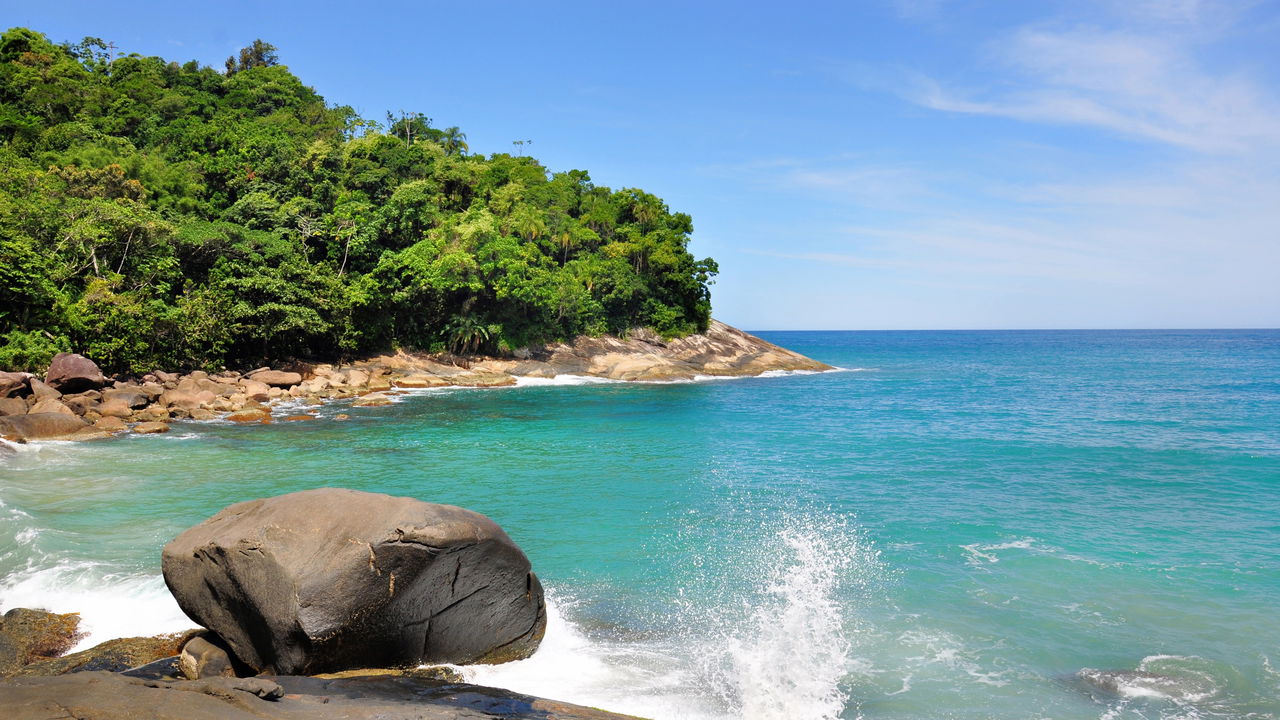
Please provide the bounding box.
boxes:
[6,0,1279,329]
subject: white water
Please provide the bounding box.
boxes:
[466,519,873,720]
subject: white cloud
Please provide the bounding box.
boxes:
[910,26,1280,153]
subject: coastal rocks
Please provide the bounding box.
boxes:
[0,397,29,416]
[10,632,195,677]
[178,633,241,680]
[133,421,170,434]
[161,488,547,675]
[0,413,89,442]
[44,352,106,394]
[0,609,84,676]
[250,370,303,387]
[0,371,34,397]
[29,398,76,416]
[224,408,270,423]
[0,670,648,720]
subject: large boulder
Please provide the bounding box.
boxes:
[44,353,106,394]
[0,413,89,442]
[161,489,546,675]
[249,370,302,387]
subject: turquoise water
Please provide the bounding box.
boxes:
[2,330,1278,719]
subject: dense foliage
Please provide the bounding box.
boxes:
[0,28,717,373]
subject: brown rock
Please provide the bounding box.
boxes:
[367,376,392,392]
[189,409,218,421]
[178,633,241,680]
[352,393,391,407]
[102,388,151,409]
[0,608,84,675]
[393,374,448,388]
[44,353,106,394]
[249,370,303,387]
[133,422,170,434]
[345,369,370,387]
[11,631,196,677]
[97,398,134,418]
[0,413,88,442]
[333,413,351,421]
[153,370,179,383]
[27,378,60,402]
[0,397,27,416]
[28,398,76,416]
[162,389,216,410]
[0,371,34,398]
[224,408,270,423]
[237,379,271,397]
[451,371,517,387]
[93,416,128,433]
[283,415,314,422]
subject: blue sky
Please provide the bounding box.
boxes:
[8,0,1279,329]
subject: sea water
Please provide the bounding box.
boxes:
[2,330,1278,719]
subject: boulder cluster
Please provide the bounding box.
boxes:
[0,321,832,445]
[0,352,519,443]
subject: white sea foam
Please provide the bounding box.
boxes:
[513,374,622,387]
[465,517,874,720]
[0,562,193,651]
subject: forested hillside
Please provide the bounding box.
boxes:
[0,28,717,373]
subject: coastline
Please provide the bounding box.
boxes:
[1,320,831,447]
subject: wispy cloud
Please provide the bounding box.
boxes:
[908,26,1280,153]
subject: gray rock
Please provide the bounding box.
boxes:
[0,670,646,719]
[161,488,546,675]
[45,353,106,394]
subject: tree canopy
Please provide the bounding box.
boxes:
[0,28,717,373]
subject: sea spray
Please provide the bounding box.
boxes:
[709,519,869,720]
[465,512,882,720]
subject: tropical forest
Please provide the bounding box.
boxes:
[0,28,718,373]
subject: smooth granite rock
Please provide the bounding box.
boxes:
[45,353,106,394]
[0,413,90,441]
[161,488,546,675]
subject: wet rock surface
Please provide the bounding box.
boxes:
[162,488,547,675]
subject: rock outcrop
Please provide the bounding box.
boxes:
[161,488,546,675]
[0,670,646,720]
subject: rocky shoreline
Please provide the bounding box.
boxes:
[0,320,831,445]
[0,488,645,719]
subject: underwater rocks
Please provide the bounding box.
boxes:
[161,488,547,675]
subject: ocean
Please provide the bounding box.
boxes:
[2,329,1278,719]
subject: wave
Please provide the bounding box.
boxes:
[463,514,876,720]
[0,560,193,651]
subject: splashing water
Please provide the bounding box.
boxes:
[466,514,877,720]
[716,523,859,720]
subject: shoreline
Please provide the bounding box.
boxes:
[1,320,832,447]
